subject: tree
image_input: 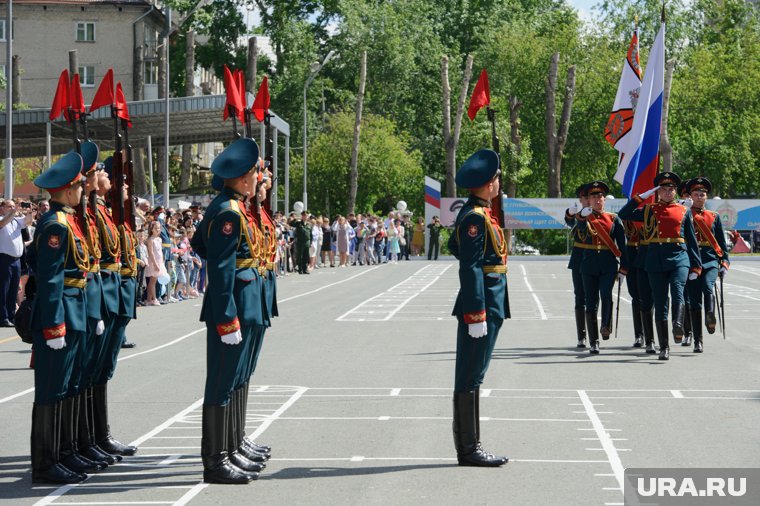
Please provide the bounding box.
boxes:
[290,112,423,216]
[347,51,367,214]
[441,54,473,197]
[545,52,576,197]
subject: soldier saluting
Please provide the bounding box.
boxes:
[575,181,628,354]
[565,183,591,348]
[448,149,509,467]
[685,177,729,352]
[618,172,702,360]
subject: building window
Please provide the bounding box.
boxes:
[0,19,14,41]
[78,66,95,87]
[76,21,96,42]
[144,27,157,56]
[144,61,158,85]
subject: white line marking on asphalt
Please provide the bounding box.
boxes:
[520,264,548,320]
[129,399,205,448]
[172,482,209,506]
[0,387,35,404]
[269,457,608,464]
[578,390,625,492]
[157,455,183,465]
[390,388,401,396]
[670,390,684,398]
[350,456,365,462]
[279,266,381,303]
[480,389,492,397]
[276,416,590,422]
[54,502,174,505]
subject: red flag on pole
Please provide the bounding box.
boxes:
[222,65,244,123]
[252,76,270,123]
[235,69,247,109]
[50,69,70,121]
[69,74,85,120]
[89,68,114,114]
[115,82,132,128]
[467,69,490,121]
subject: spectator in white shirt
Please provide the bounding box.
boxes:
[0,199,33,326]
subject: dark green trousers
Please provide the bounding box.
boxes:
[454,318,502,393]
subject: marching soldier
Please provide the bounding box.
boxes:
[618,172,702,360]
[447,149,509,467]
[191,138,266,484]
[91,157,138,457]
[677,179,695,346]
[622,216,645,348]
[575,181,628,354]
[29,152,90,484]
[685,177,729,353]
[565,183,591,348]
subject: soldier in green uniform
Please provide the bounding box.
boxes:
[29,152,90,484]
[447,149,509,467]
[565,183,591,348]
[685,177,729,353]
[191,138,265,484]
[677,179,695,346]
[618,172,702,360]
[622,216,645,348]
[91,157,138,457]
[575,181,628,354]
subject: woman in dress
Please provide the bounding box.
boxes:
[412,217,425,256]
[144,221,165,306]
[387,218,401,264]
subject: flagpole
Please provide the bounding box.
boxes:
[4,0,12,198]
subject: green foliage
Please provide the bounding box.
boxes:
[288,112,423,216]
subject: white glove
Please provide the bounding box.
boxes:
[719,266,728,277]
[639,186,660,199]
[679,198,693,208]
[95,320,105,336]
[688,272,699,281]
[221,330,243,345]
[47,337,66,350]
[568,202,581,216]
[580,207,593,217]
[617,273,626,284]
[468,322,488,338]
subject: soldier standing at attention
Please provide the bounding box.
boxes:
[575,181,628,354]
[565,184,591,348]
[618,172,702,360]
[622,214,645,348]
[447,149,509,467]
[91,157,138,457]
[685,177,729,353]
[191,138,265,484]
[29,152,90,484]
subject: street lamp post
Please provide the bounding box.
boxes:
[302,50,335,211]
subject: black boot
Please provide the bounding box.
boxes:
[93,383,137,456]
[82,387,120,464]
[600,298,612,340]
[641,309,657,354]
[704,292,717,335]
[31,402,86,484]
[586,312,600,354]
[655,320,670,360]
[77,389,111,467]
[682,303,693,346]
[574,308,586,348]
[202,404,256,483]
[671,303,685,343]
[452,391,507,467]
[691,309,704,353]
[59,396,106,473]
[227,394,265,473]
[239,383,271,457]
[631,303,644,347]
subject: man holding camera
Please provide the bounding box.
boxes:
[0,198,34,327]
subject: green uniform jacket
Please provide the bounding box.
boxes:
[448,196,510,323]
[575,211,629,275]
[96,202,121,315]
[191,188,265,335]
[564,210,587,270]
[691,207,730,270]
[30,202,89,338]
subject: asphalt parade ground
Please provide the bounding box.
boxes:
[1,258,759,506]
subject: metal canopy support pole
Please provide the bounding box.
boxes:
[284,135,290,213]
[4,0,13,198]
[272,130,278,213]
[46,121,52,169]
[163,6,171,208]
[147,135,155,207]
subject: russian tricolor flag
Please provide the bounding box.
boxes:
[614,20,665,198]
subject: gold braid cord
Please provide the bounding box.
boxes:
[98,211,121,259]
